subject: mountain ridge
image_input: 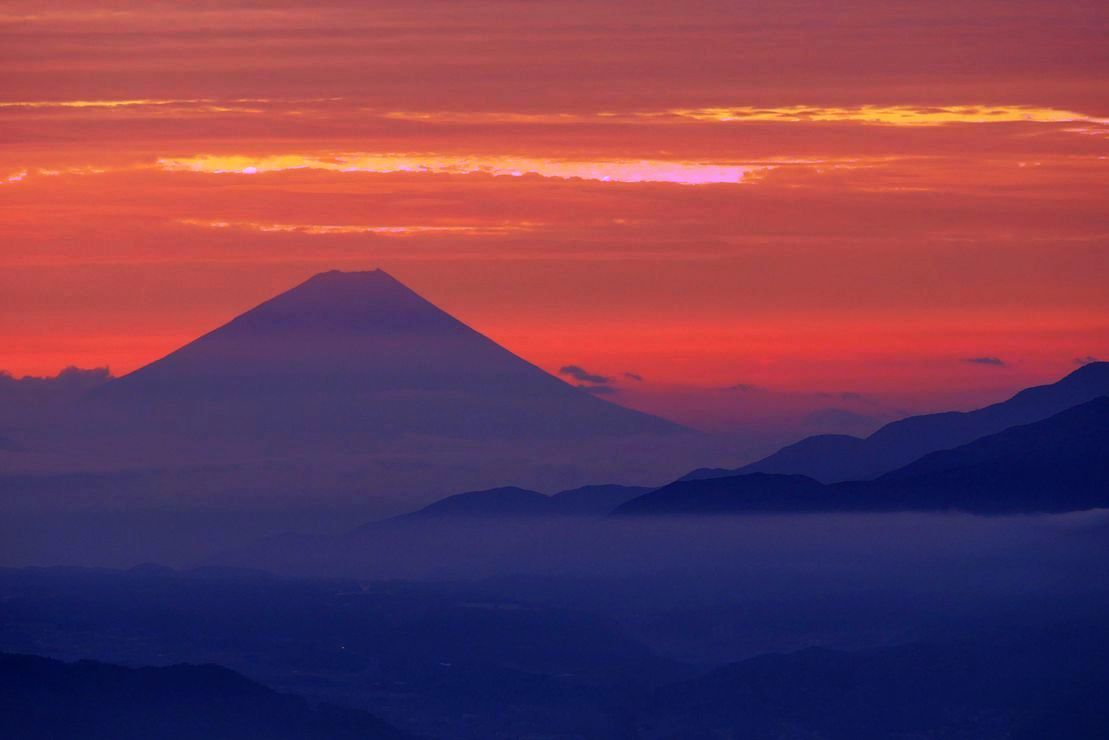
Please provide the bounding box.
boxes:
[617,396,1109,516]
[0,651,412,740]
[681,362,1109,484]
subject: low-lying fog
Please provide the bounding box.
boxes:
[5,508,1108,677]
[6,507,1107,613]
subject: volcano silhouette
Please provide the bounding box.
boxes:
[92,270,683,447]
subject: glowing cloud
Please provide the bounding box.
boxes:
[9,99,1101,132]
[178,219,538,236]
[663,105,1109,127]
[0,98,293,110]
[157,154,755,185]
[0,99,212,109]
[0,166,111,186]
[383,105,1109,129]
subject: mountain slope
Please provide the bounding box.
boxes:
[681,435,865,483]
[614,474,825,516]
[0,652,410,740]
[688,362,1109,483]
[616,397,1109,515]
[90,269,684,445]
[367,483,654,526]
[388,486,552,521]
[869,395,1109,512]
[548,484,652,515]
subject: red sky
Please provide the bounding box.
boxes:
[1,0,1107,433]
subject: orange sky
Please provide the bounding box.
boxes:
[1,0,1107,431]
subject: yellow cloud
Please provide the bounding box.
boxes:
[384,105,1109,128]
[664,105,1109,126]
[8,100,1102,130]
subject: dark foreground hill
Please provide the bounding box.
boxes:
[617,397,1109,516]
[632,621,1109,739]
[0,652,410,740]
[0,566,685,739]
[682,361,1109,483]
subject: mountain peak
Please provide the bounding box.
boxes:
[285,267,413,296]
[225,268,459,336]
[1062,360,1108,385]
[303,268,394,284]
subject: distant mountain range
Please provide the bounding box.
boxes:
[616,396,1109,516]
[217,380,1109,582]
[347,376,1109,520]
[0,652,410,740]
[682,361,1109,483]
[214,370,1109,580]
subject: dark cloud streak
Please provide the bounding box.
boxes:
[559,365,612,385]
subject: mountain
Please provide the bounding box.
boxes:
[389,486,553,520]
[683,362,1109,483]
[868,395,1109,513]
[216,481,655,578]
[0,567,685,739]
[680,435,866,483]
[89,269,684,447]
[1,271,700,568]
[0,652,410,740]
[548,483,652,515]
[615,397,1109,516]
[369,483,654,525]
[614,473,825,516]
[632,623,1109,739]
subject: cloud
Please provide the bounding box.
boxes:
[962,356,1007,367]
[665,105,1109,128]
[180,219,535,237]
[559,365,612,385]
[1074,355,1102,366]
[0,367,113,425]
[0,366,112,392]
[623,372,644,382]
[158,153,754,185]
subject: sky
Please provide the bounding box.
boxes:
[1,0,1107,433]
